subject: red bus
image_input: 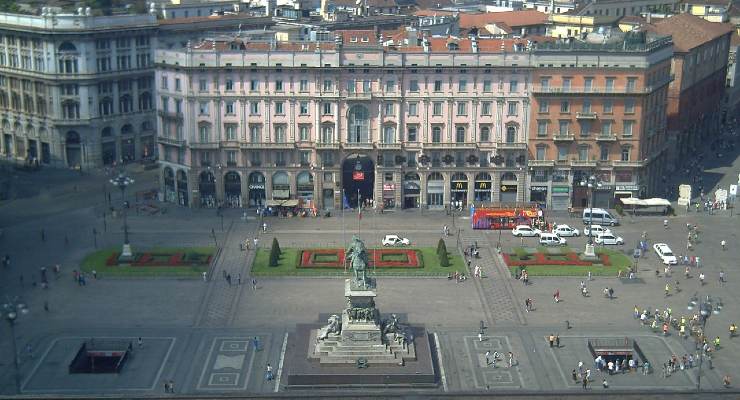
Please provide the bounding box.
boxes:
[471,204,542,230]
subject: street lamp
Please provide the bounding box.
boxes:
[580,175,602,257]
[110,172,135,259]
[2,297,29,394]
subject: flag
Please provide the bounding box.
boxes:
[358,206,362,220]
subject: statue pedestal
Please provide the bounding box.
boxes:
[583,243,596,258]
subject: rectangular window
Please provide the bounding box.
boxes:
[540,78,550,89]
[584,77,593,92]
[225,101,235,115]
[603,99,613,113]
[408,102,418,116]
[557,146,568,161]
[538,100,549,113]
[537,121,548,137]
[347,79,355,93]
[580,120,592,136]
[458,79,467,91]
[601,121,612,136]
[600,146,609,161]
[250,151,261,166]
[225,79,233,91]
[578,146,588,161]
[250,79,259,91]
[605,77,615,92]
[481,102,491,116]
[560,100,570,113]
[536,147,545,160]
[299,79,308,92]
[160,76,168,89]
[300,101,309,115]
[250,102,259,115]
[227,150,237,165]
[199,79,207,91]
[407,126,417,142]
[300,151,311,165]
[483,80,492,92]
[434,80,442,92]
[199,125,210,142]
[323,79,333,91]
[507,101,517,116]
[299,126,309,141]
[275,80,283,91]
[626,77,637,92]
[432,128,442,143]
[225,124,237,141]
[409,80,419,92]
[274,126,286,143]
[621,147,630,161]
[623,120,634,137]
[275,102,284,115]
[624,99,635,114]
[457,102,467,116]
[322,102,332,115]
[362,80,371,93]
[199,101,209,115]
[385,80,396,92]
[250,125,261,142]
[433,102,442,116]
[510,80,518,92]
[480,126,490,142]
[562,78,571,90]
[559,120,569,135]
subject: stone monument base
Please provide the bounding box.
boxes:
[286,324,437,388]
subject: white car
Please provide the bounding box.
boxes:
[553,225,580,237]
[653,243,677,265]
[584,225,612,237]
[512,225,542,237]
[382,234,410,246]
[540,233,567,246]
[594,233,624,245]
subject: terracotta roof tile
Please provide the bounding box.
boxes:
[651,13,735,52]
[336,29,379,45]
[458,10,548,29]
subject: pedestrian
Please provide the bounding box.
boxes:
[202,271,207,281]
[237,273,241,286]
[253,237,259,248]
[252,278,257,290]
[92,270,97,279]
[262,222,267,233]
[721,240,726,250]
[138,337,143,347]
[663,219,668,229]
[222,270,227,280]
[253,336,260,351]
[553,289,560,303]
[587,271,592,281]
[479,332,483,342]
[163,381,169,393]
[724,374,732,388]
[582,376,588,390]
[548,334,554,347]
[556,335,560,348]
[169,380,175,393]
[507,351,514,368]
[719,270,725,283]
[265,363,273,381]
[485,350,491,365]
[226,274,232,286]
[699,272,705,285]
[665,283,671,297]
[572,369,578,382]
[602,378,609,388]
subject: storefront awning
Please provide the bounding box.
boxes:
[619,198,671,206]
[266,199,300,207]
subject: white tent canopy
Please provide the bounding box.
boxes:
[619,198,671,206]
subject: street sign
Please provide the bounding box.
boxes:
[730,184,737,196]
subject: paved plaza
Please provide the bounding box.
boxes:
[0,140,739,398]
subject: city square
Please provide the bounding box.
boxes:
[0,130,739,398]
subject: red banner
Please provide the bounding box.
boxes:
[352,171,365,181]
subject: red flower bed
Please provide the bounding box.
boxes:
[299,249,420,268]
[105,252,212,267]
[503,252,611,267]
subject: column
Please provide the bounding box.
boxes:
[496,100,504,142]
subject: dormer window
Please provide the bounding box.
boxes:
[350,36,358,43]
[361,36,369,42]
[448,42,459,51]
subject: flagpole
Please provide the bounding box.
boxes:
[357,188,361,239]
[342,189,346,272]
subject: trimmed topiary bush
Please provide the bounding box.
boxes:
[437,238,448,257]
[269,238,281,267]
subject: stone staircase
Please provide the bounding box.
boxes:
[310,332,416,364]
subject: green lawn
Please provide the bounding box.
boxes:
[80,247,215,278]
[251,247,464,277]
[505,248,633,277]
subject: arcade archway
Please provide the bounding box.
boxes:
[342,154,374,208]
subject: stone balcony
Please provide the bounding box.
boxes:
[553,133,575,141]
[423,142,477,149]
[157,110,183,120]
[576,112,597,120]
[239,142,295,149]
[376,143,402,150]
[595,134,617,141]
[343,142,374,150]
[189,142,219,150]
[158,136,186,147]
[498,142,527,150]
[315,142,340,149]
[570,160,597,167]
[220,140,240,149]
[529,160,555,167]
[612,160,643,168]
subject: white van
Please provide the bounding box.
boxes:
[582,208,619,226]
[539,233,566,246]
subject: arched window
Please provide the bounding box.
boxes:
[501,172,517,182]
[272,171,289,186]
[119,95,133,113]
[296,171,313,186]
[451,172,467,182]
[102,127,113,138]
[121,124,134,136]
[347,105,369,143]
[383,125,395,143]
[62,101,80,119]
[455,126,466,143]
[506,125,517,143]
[428,172,443,181]
[65,131,80,144]
[198,123,211,142]
[404,172,420,181]
[138,92,152,111]
[475,172,492,181]
[58,42,77,52]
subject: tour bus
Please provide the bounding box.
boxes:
[471,203,542,230]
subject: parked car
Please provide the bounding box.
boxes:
[582,208,620,226]
[584,225,612,237]
[512,225,542,237]
[382,235,410,246]
[653,243,678,265]
[540,233,567,246]
[594,233,624,245]
[553,224,580,237]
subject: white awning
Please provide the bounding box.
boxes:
[619,198,671,206]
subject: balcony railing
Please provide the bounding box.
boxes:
[576,112,597,119]
[595,134,617,141]
[343,142,374,149]
[377,142,402,149]
[571,160,597,167]
[158,136,185,146]
[316,142,340,149]
[423,142,477,148]
[189,142,219,149]
[221,140,240,148]
[553,133,575,141]
[529,160,555,167]
[344,91,372,100]
[158,110,183,120]
[612,160,643,167]
[498,142,527,150]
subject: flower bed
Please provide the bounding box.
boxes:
[503,252,611,267]
[105,252,212,267]
[299,249,420,268]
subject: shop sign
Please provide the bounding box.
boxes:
[248,184,265,190]
[500,184,518,192]
[474,181,490,190]
[272,189,290,199]
[530,186,548,192]
[552,186,569,194]
[595,184,614,190]
[615,185,639,191]
[352,171,365,181]
[383,184,396,191]
[451,181,468,192]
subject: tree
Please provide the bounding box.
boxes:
[437,238,447,257]
[437,239,450,267]
[269,238,281,267]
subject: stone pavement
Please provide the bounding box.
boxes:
[2,159,740,396]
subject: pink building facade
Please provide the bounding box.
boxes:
[156,34,533,210]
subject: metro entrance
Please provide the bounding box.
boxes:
[341,154,374,208]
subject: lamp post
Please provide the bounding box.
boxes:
[2,297,29,394]
[581,175,601,257]
[110,172,134,259]
[692,293,720,392]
